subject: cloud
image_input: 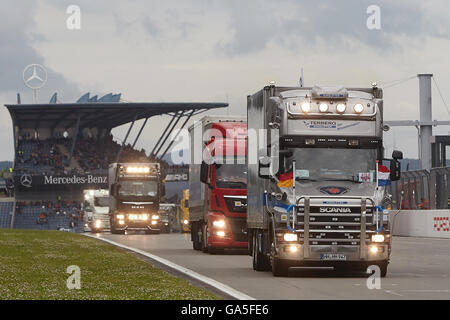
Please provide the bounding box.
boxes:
[1,0,450,161]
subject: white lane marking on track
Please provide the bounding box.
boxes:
[85,234,255,300]
[400,289,450,293]
[384,290,403,297]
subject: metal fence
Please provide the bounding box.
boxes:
[390,167,450,210]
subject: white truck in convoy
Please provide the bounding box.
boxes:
[83,189,110,233]
[247,84,402,276]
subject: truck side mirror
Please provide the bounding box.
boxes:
[389,159,401,181]
[111,183,121,196]
[392,150,403,160]
[200,161,208,183]
[258,156,271,179]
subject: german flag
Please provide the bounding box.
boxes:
[277,171,294,188]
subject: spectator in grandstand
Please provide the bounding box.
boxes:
[37,212,47,224]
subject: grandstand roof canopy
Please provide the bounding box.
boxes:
[5,102,228,129]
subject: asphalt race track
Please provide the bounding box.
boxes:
[96,233,450,299]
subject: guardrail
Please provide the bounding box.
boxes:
[390,167,450,210]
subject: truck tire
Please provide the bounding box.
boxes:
[272,258,290,277]
[192,223,201,251]
[252,231,271,271]
[201,223,209,253]
[248,231,253,256]
[379,261,388,278]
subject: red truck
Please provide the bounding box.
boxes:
[188,116,247,253]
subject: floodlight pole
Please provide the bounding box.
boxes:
[384,74,450,171]
[131,117,149,149]
[115,113,138,163]
[159,110,195,159]
[153,111,183,157]
[69,115,81,164]
[150,112,179,156]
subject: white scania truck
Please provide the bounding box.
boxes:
[247,84,402,276]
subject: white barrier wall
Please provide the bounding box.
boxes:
[389,210,450,239]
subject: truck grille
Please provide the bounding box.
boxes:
[295,205,376,246]
[228,217,247,242]
[224,197,247,213]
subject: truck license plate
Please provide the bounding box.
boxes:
[320,253,347,261]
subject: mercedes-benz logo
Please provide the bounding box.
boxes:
[20,174,32,188]
[23,64,47,89]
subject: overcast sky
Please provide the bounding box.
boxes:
[1,0,450,160]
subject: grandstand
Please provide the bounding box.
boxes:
[4,92,227,231]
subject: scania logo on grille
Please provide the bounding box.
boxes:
[319,207,351,213]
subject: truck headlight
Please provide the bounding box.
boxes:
[371,234,385,243]
[152,215,159,220]
[183,219,189,225]
[119,220,125,225]
[212,220,226,228]
[142,214,149,221]
[283,233,298,242]
[95,220,102,228]
[116,214,124,220]
[215,231,225,237]
[369,245,382,254]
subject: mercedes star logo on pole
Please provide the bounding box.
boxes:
[23,64,47,103]
[20,174,32,188]
[23,64,47,89]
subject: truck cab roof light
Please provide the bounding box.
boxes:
[319,103,329,113]
[336,103,346,113]
[353,103,364,113]
[301,102,311,113]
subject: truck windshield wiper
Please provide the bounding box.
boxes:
[322,178,362,183]
[217,181,247,188]
[295,177,317,182]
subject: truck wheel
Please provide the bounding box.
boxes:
[252,231,271,271]
[272,258,290,277]
[379,262,388,278]
[192,223,201,251]
[248,231,253,256]
[201,223,209,253]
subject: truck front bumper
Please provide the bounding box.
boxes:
[276,243,390,263]
[111,221,160,232]
[208,234,248,248]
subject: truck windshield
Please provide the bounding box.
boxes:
[283,148,378,183]
[215,164,247,189]
[94,196,109,207]
[119,180,158,197]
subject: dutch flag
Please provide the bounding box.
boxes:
[378,164,391,186]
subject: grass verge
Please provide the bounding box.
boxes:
[0,229,218,300]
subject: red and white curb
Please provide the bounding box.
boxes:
[86,234,255,300]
